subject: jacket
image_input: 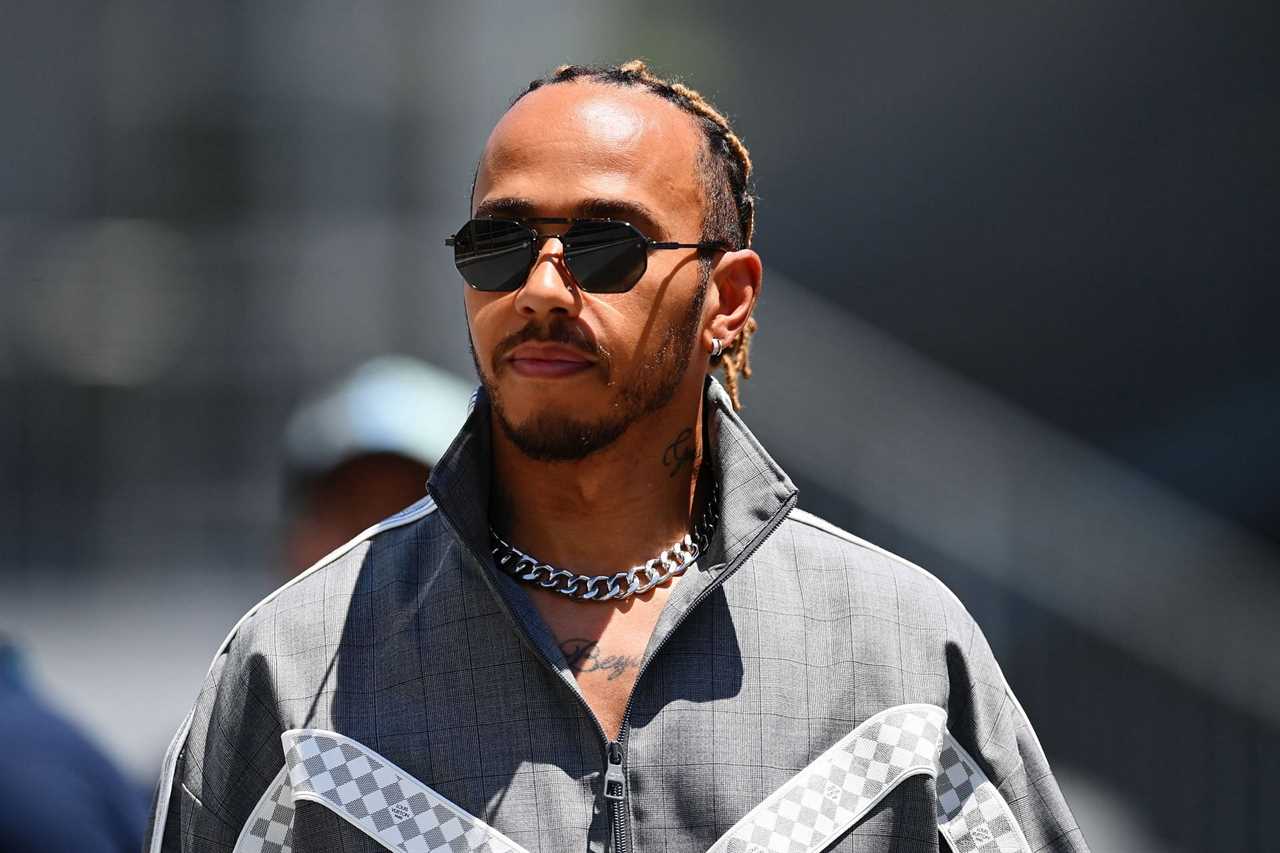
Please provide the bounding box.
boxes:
[146,379,1088,853]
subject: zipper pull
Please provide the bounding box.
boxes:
[603,740,626,801]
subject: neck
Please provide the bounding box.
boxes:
[490,383,710,575]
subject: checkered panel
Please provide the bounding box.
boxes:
[936,733,1030,853]
[709,704,946,853]
[233,765,294,853]
[281,730,529,853]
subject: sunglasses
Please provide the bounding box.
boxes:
[446,217,727,293]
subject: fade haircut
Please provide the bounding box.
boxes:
[504,59,760,411]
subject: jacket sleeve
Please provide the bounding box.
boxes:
[942,612,1090,853]
[144,619,286,853]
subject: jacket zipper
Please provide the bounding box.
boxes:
[435,489,798,853]
[603,490,799,853]
[604,740,629,853]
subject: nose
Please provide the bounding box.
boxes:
[513,236,580,318]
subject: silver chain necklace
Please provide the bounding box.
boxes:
[489,481,719,602]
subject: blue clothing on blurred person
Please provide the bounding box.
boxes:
[0,640,146,853]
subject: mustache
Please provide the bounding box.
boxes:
[491,318,605,371]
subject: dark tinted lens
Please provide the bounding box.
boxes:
[563,221,647,293]
[452,219,535,291]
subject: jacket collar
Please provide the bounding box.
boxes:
[429,377,796,566]
[427,377,798,679]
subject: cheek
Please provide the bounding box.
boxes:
[463,288,490,319]
[582,295,646,358]
[464,292,505,343]
[593,278,700,362]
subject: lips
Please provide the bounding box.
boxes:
[506,343,595,379]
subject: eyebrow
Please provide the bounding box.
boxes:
[575,198,664,237]
[472,197,537,219]
[472,197,667,239]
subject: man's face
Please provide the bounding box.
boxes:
[465,81,711,461]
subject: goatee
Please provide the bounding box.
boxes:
[474,283,707,462]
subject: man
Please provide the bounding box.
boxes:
[147,61,1087,853]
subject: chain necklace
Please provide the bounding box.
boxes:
[489,481,719,602]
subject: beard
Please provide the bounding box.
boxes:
[473,281,708,462]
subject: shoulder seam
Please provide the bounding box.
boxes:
[200,495,438,681]
[786,508,957,600]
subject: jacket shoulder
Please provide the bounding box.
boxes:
[149,496,444,847]
[216,495,442,669]
[779,511,1085,849]
[780,507,976,630]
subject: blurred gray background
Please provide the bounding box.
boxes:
[2,3,1278,851]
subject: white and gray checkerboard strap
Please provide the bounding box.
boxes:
[233,765,294,853]
[935,731,1030,853]
[280,729,532,853]
[707,703,948,853]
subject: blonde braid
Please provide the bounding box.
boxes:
[516,60,759,411]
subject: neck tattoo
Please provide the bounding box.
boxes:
[662,427,697,479]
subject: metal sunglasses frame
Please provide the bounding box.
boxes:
[445,216,728,292]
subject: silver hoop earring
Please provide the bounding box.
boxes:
[710,338,723,358]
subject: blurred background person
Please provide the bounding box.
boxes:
[0,637,145,853]
[279,355,473,576]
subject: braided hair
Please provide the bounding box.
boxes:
[511,60,759,411]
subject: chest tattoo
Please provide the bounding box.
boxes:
[559,638,642,681]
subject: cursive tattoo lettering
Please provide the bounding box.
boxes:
[661,427,697,479]
[560,638,641,681]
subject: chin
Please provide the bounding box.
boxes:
[494,404,632,462]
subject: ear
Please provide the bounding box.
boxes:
[704,249,763,353]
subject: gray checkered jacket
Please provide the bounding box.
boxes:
[146,381,1087,853]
